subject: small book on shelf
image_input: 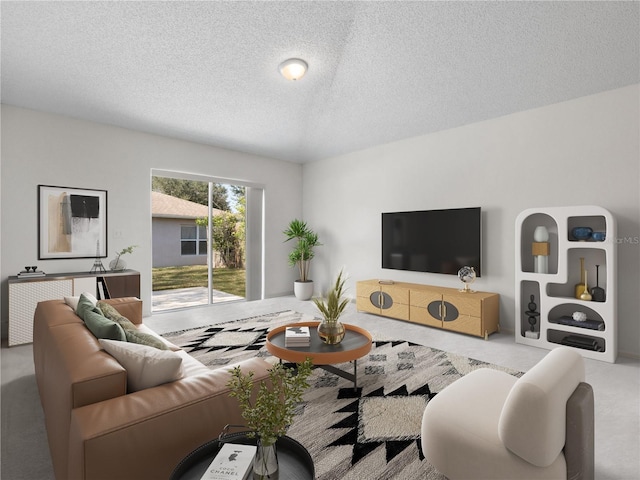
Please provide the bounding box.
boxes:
[200,442,256,480]
[285,326,311,347]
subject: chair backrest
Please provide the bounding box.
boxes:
[498,347,585,467]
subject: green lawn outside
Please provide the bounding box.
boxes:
[152,266,246,297]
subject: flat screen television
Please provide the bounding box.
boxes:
[382,207,482,277]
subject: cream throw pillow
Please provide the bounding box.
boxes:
[99,339,184,392]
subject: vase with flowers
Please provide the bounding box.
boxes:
[313,269,349,345]
[109,245,137,271]
[227,358,313,479]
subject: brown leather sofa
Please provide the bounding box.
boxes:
[33,297,271,480]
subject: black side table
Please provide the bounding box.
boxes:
[170,432,315,480]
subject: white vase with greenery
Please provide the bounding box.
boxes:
[283,219,321,300]
[109,245,137,271]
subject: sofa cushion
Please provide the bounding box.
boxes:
[84,308,127,341]
[76,292,99,319]
[97,301,137,330]
[99,339,184,392]
[98,301,169,350]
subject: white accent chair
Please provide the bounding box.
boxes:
[421,347,594,479]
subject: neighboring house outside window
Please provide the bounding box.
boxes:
[181,225,208,255]
[152,191,224,268]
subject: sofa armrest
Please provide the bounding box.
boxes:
[566,382,594,480]
[67,357,272,480]
[102,297,143,325]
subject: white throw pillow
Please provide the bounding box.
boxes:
[99,339,184,392]
[64,296,80,312]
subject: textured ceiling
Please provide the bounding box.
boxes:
[2,1,639,163]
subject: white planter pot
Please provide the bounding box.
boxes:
[294,280,314,300]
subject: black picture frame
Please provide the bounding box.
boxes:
[38,185,108,260]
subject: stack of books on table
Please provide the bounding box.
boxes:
[285,326,311,347]
[200,443,256,480]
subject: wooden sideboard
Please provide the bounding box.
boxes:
[356,279,500,339]
[8,270,140,346]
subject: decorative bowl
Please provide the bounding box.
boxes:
[571,227,593,241]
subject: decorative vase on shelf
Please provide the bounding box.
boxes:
[580,271,592,301]
[253,438,278,480]
[109,256,126,271]
[591,265,606,302]
[574,258,587,299]
[317,320,346,345]
[109,245,137,272]
[532,226,549,273]
[571,226,593,241]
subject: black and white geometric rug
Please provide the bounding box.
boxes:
[162,311,522,480]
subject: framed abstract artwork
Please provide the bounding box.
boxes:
[38,185,108,260]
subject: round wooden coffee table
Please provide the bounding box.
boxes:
[266,321,372,389]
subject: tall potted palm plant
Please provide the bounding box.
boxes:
[283,219,321,300]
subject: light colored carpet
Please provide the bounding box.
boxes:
[162,311,522,480]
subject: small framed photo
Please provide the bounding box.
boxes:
[38,185,108,260]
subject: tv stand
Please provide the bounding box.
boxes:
[356,279,500,339]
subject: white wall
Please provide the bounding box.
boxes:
[303,84,640,357]
[1,105,303,335]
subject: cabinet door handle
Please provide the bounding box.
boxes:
[379,292,384,308]
[442,302,447,320]
[438,303,443,320]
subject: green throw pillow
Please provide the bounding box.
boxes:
[77,293,98,321]
[97,300,168,350]
[97,301,137,331]
[84,308,127,341]
[124,329,169,350]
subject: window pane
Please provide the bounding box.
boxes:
[199,241,207,254]
[181,226,197,240]
[198,225,207,238]
[181,241,196,255]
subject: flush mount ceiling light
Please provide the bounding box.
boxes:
[279,58,308,81]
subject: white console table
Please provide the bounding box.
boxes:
[8,270,140,346]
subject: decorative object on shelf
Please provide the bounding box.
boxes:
[38,185,108,260]
[524,294,540,339]
[532,226,550,273]
[17,266,45,278]
[572,311,587,322]
[227,358,313,480]
[561,335,603,352]
[90,240,107,273]
[109,245,138,271]
[571,226,593,241]
[580,270,592,301]
[574,257,588,299]
[591,231,606,242]
[556,315,605,331]
[283,219,321,300]
[457,266,476,292]
[591,265,606,302]
[314,269,348,344]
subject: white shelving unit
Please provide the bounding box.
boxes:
[515,206,617,363]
